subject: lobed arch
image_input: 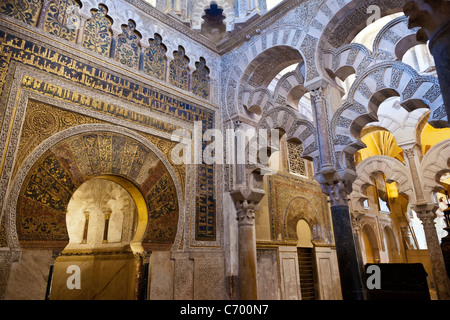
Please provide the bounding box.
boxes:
[324,14,424,87]
[369,101,430,149]
[351,155,414,211]
[3,124,185,255]
[308,0,409,85]
[76,0,209,69]
[242,87,272,117]
[256,107,317,160]
[240,107,317,188]
[272,69,306,109]
[331,61,446,167]
[323,15,426,96]
[241,65,307,118]
[420,139,450,204]
[323,43,373,83]
[372,15,421,61]
[190,0,235,32]
[242,46,303,91]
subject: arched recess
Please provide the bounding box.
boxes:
[361,223,381,264]
[383,225,400,262]
[284,197,321,243]
[421,139,450,204]
[4,124,184,254]
[296,219,313,248]
[352,155,413,212]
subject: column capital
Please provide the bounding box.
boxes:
[403,146,417,159]
[310,86,325,101]
[413,202,439,226]
[235,200,258,225]
[400,143,422,159]
[321,179,352,207]
[231,187,264,225]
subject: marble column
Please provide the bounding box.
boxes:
[402,145,450,299]
[230,188,264,300]
[236,199,258,300]
[322,180,365,300]
[404,0,450,123]
[414,203,450,300]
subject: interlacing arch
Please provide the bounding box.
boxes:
[223,31,307,117]
[331,61,445,158]
[323,15,421,78]
[256,107,317,159]
[239,106,317,190]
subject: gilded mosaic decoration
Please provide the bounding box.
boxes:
[0,0,42,26]
[169,46,189,91]
[12,100,104,181]
[0,30,216,242]
[13,100,186,195]
[43,0,81,43]
[0,42,11,103]
[114,20,141,69]
[191,57,210,100]
[17,132,179,246]
[82,4,112,57]
[143,33,167,81]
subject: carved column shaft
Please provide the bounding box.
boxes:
[310,87,334,173]
[415,206,450,300]
[235,199,258,300]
